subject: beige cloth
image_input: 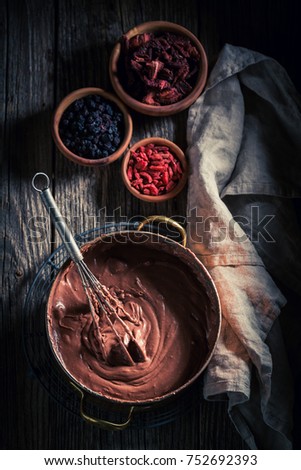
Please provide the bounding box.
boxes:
[186,44,301,449]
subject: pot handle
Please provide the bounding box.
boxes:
[70,382,134,431]
[137,215,187,247]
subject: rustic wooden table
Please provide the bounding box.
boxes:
[1,0,300,450]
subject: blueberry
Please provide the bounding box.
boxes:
[87,99,96,110]
[93,118,101,127]
[77,113,85,123]
[73,99,84,111]
[59,94,123,158]
[77,122,84,132]
[87,115,94,124]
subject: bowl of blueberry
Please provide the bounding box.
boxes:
[109,21,208,116]
[52,87,133,166]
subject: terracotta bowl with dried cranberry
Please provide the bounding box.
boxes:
[52,87,133,166]
[121,137,188,202]
[109,21,208,116]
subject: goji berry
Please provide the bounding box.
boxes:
[149,165,166,171]
[127,142,184,197]
[162,171,169,185]
[127,166,133,180]
[166,180,177,192]
[146,184,159,195]
[150,154,163,161]
[140,171,153,183]
[136,160,148,171]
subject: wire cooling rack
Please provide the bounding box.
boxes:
[22,222,203,428]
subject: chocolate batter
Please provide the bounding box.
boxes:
[48,232,216,403]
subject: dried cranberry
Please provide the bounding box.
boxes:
[120,31,200,106]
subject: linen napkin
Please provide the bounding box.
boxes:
[186,44,301,449]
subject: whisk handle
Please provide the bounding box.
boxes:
[32,173,83,263]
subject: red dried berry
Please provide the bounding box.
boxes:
[140,172,153,183]
[166,180,177,192]
[149,165,166,171]
[127,166,133,180]
[162,171,169,186]
[121,31,201,106]
[136,160,148,171]
[146,183,159,196]
[150,154,163,161]
[127,143,183,197]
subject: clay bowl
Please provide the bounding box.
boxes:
[109,21,208,116]
[52,87,133,167]
[121,137,188,202]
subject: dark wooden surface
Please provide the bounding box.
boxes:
[1,0,300,450]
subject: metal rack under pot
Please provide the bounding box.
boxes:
[23,222,215,429]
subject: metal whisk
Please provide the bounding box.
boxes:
[32,173,146,366]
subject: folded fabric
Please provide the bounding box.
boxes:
[186,44,301,449]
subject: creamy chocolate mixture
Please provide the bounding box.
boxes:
[48,233,213,403]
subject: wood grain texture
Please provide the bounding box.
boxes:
[1,0,58,449]
[1,0,300,450]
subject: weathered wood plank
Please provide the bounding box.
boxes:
[1,0,56,449]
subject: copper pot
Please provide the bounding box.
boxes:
[46,216,221,430]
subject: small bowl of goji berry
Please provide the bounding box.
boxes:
[121,137,188,202]
[109,21,208,116]
[52,87,133,166]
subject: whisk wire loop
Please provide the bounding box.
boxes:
[32,173,146,366]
